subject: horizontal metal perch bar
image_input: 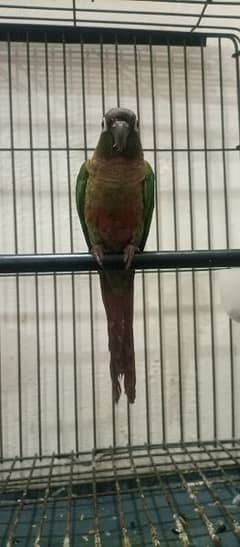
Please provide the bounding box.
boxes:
[0,249,240,274]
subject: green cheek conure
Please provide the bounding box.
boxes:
[76,107,154,404]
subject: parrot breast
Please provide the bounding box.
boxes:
[88,206,139,249]
[85,156,145,251]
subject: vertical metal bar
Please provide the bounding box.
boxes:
[134,36,150,446]
[62,34,79,453]
[63,451,74,547]
[101,34,117,444]
[7,34,23,459]
[44,35,61,454]
[148,448,192,546]
[165,446,221,546]
[133,38,144,446]
[26,33,42,457]
[183,44,200,441]
[6,455,37,547]
[112,450,131,546]
[232,40,240,148]
[80,38,97,449]
[125,35,134,444]
[136,56,150,444]
[149,37,165,444]
[233,43,240,441]
[112,33,121,448]
[167,44,184,442]
[227,278,235,444]
[99,37,118,446]
[218,37,235,440]
[0,332,3,460]
[218,40,230,248]
[114,35,127,442]
[15,280,22,457]
[115,34,120,108]
[200,44,217,441]
[92,450,102,546]
[72,0,77,26]
[33,453,55,545]
[128,447,161,546]
[100,35,105,115]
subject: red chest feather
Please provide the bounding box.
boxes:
[88,206,141,247]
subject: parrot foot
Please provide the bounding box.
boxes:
[91,244,104,267]
[123,244,139,270]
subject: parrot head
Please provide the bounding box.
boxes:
[96,107,142,159]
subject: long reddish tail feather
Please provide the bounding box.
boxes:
[99,272,136,403]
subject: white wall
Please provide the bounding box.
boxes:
[0,4,240,457]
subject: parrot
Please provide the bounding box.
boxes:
[76,107,154,404]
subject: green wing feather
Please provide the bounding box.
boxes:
[140,161,155,251]
[76,161,91,250]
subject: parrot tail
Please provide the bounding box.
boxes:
[99,272,136,404]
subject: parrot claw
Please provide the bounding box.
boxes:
[123,244,139,270]
[91,245,104,267]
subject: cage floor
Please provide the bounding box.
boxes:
[1,441,240,546]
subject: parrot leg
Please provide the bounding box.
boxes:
[91,244,104,267]
[123,244,139,270]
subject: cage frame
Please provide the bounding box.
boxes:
[1,3,240,545]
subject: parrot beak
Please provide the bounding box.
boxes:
[111,120,130,153]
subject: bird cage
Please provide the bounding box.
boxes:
[1,1,240,545]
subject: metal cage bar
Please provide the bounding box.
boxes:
[0,29,239,453]
[1,250,240,273]
[80,37,98,451]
